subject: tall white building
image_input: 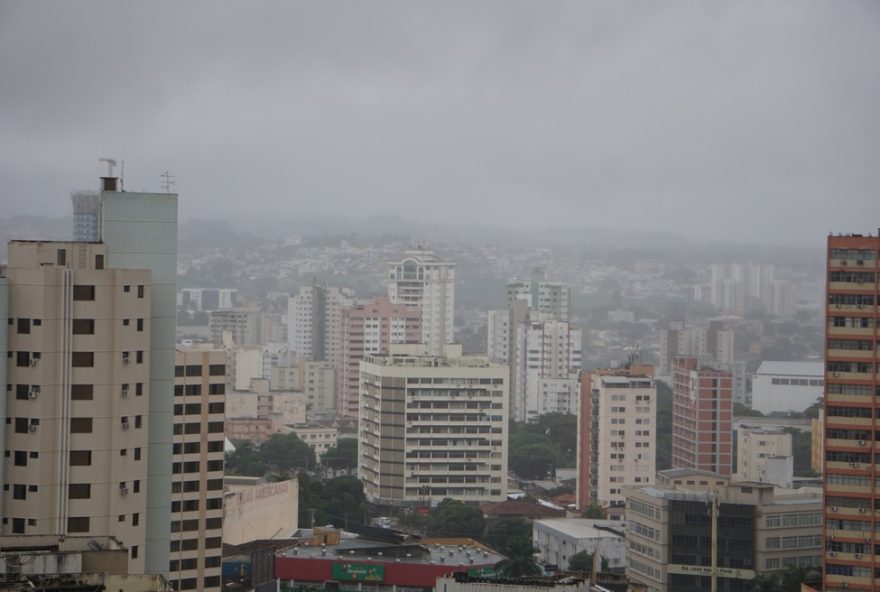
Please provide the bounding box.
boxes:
[514,317,582,421]
[387,249,455,356]
[506,267,571,321]
[358,344,507,506]
[576,366,657,517]
[486,309,511,364]
[287,283,355,365]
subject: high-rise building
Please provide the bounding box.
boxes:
[339,296,420,417]
[658,320,735,378]
[506,267,570,321]
[576,365,656,517]
[0,175,178,576]
[210,309,261,348]
[822,233,879,592]
[358,344,507,507]
[171,348,226,592]
[0,241,151,570]
[287,283,355,364]
[671,357,733,476]
[387,248,455,356]
[516,318,582,421]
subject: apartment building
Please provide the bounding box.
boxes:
[210,309,261,348]
[518,318,582,421]
[178,288,237,312]
[339,296,421,417]
[625,472,822,592]
[505,267,571,321]
[287,283,355,364]
[822,233,880,592]
[171,348,226,592]
[358,344,507,507]
[735,426,793,487]
[576,365,656,516]
[387,248,455,357]
[0,241,151,570]
[286,424,338,460]
[302,360,337,416]
[671,356,733,476]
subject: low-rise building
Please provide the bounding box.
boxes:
[532,519,626,572]
[286,424,338,460]
[624,472,821,592]
[735,426,793,487]
[223,479,298,546]
[751,361,823,415]
[437,573,590,592]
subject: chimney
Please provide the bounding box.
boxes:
[101,177,118,192]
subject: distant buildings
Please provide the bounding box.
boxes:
[709,262,793,317]
[532,518,626,571]
[822,233,880,592]
[387,248,455,356]
[358,344,507,507]
[287,283,355,364]
[751,361,823,415]
[210,308,262,347]
[576,365,657,516]
[178,288,237,312]
[506,267,571,321]
[671,357,733,476]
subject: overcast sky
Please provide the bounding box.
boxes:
[1,1,878,246]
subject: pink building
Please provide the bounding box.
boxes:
[671,356,733,476]
[339,297,421,417]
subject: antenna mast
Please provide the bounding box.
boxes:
[160,171,176,193]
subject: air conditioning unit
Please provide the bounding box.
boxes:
[859,440,866,446]
[122,352,130,364]
[859,508,868,513]
[28,387,40,399]
[857,304,864,309]
[841,260,848,265]
[119,486,129,496]
[833,372,841,377]
[121,421,130,430]
[28,424,37,433]
[855,553,863,559]
[121,385,129,398]
[831,506,839,512]
[850,462,859,467]
[856,259,865,265]
[29,358,38,367]
[830,552,838,557]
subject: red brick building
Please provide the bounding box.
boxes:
[671,356,733,476]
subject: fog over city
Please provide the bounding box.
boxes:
[1,1,879,246]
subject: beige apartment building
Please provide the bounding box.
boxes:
[576,365,656,517]
[625,469,821,592]
[1,241,151,571]
[170,348,226,592]
[735,426,793,487]
[359,344,507,507]
[286,424,338,460]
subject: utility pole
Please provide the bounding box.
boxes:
[710,491,718,592]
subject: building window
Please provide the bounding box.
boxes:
[134,448,142,460]
[15,385,30,400]
[136,382,143,396]
[131,546,138,559]
[17,319,30,334]
[70,450,92,466]
[132,513,139,526]
[14,418,29,434]
[124,285,130,293]
[209,364,225,376]
[72,319,95,335]
[95,254,104,270]
[72,285,95,301]
[185,365,202,377]
[12,518,25,534]
[137,285,144,298]
[68,484,91,499]
[71,384,94,400]
[67,517,90,533]
[16,352,30,367]
[136,351,143,364]
[57,249,67,266]
[70,418,93,434]
[71,352,94,367]
[13,484,26,500]
[136,318,144,331]
[14,451,27,466]
[135,415,142,428]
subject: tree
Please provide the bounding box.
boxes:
[567,550,608,574]
[225,441,266,476]
[509,443,561,480]
[427,499,486,539]
[483,518,531,551]
[298,474,367,528]
[734,402,764,418]
[495,536,541,577]
[321,439,358,471]
[261,433,316,473]
[582,502,606,519]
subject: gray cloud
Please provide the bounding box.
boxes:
[1,0,879,246]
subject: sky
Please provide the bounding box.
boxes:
[1,1,879,247]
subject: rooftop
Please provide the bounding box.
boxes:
[755,361,824,377]
[278,536,503,567]
[533,519,625,540]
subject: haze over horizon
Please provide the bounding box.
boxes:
[2,1,879,247]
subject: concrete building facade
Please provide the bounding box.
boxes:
[287,283,355,365]
[532,518,626,571]
[387,249,455,357]
[671,357,733,476]
[735,426,793,488]
[576,366,656,516]
[751,361,824,415]
[170,348,226,592]
[358,345,507,507]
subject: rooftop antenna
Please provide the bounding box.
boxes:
[120,160,125,191]
[160,171,176,193]
[99,158,117,177]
